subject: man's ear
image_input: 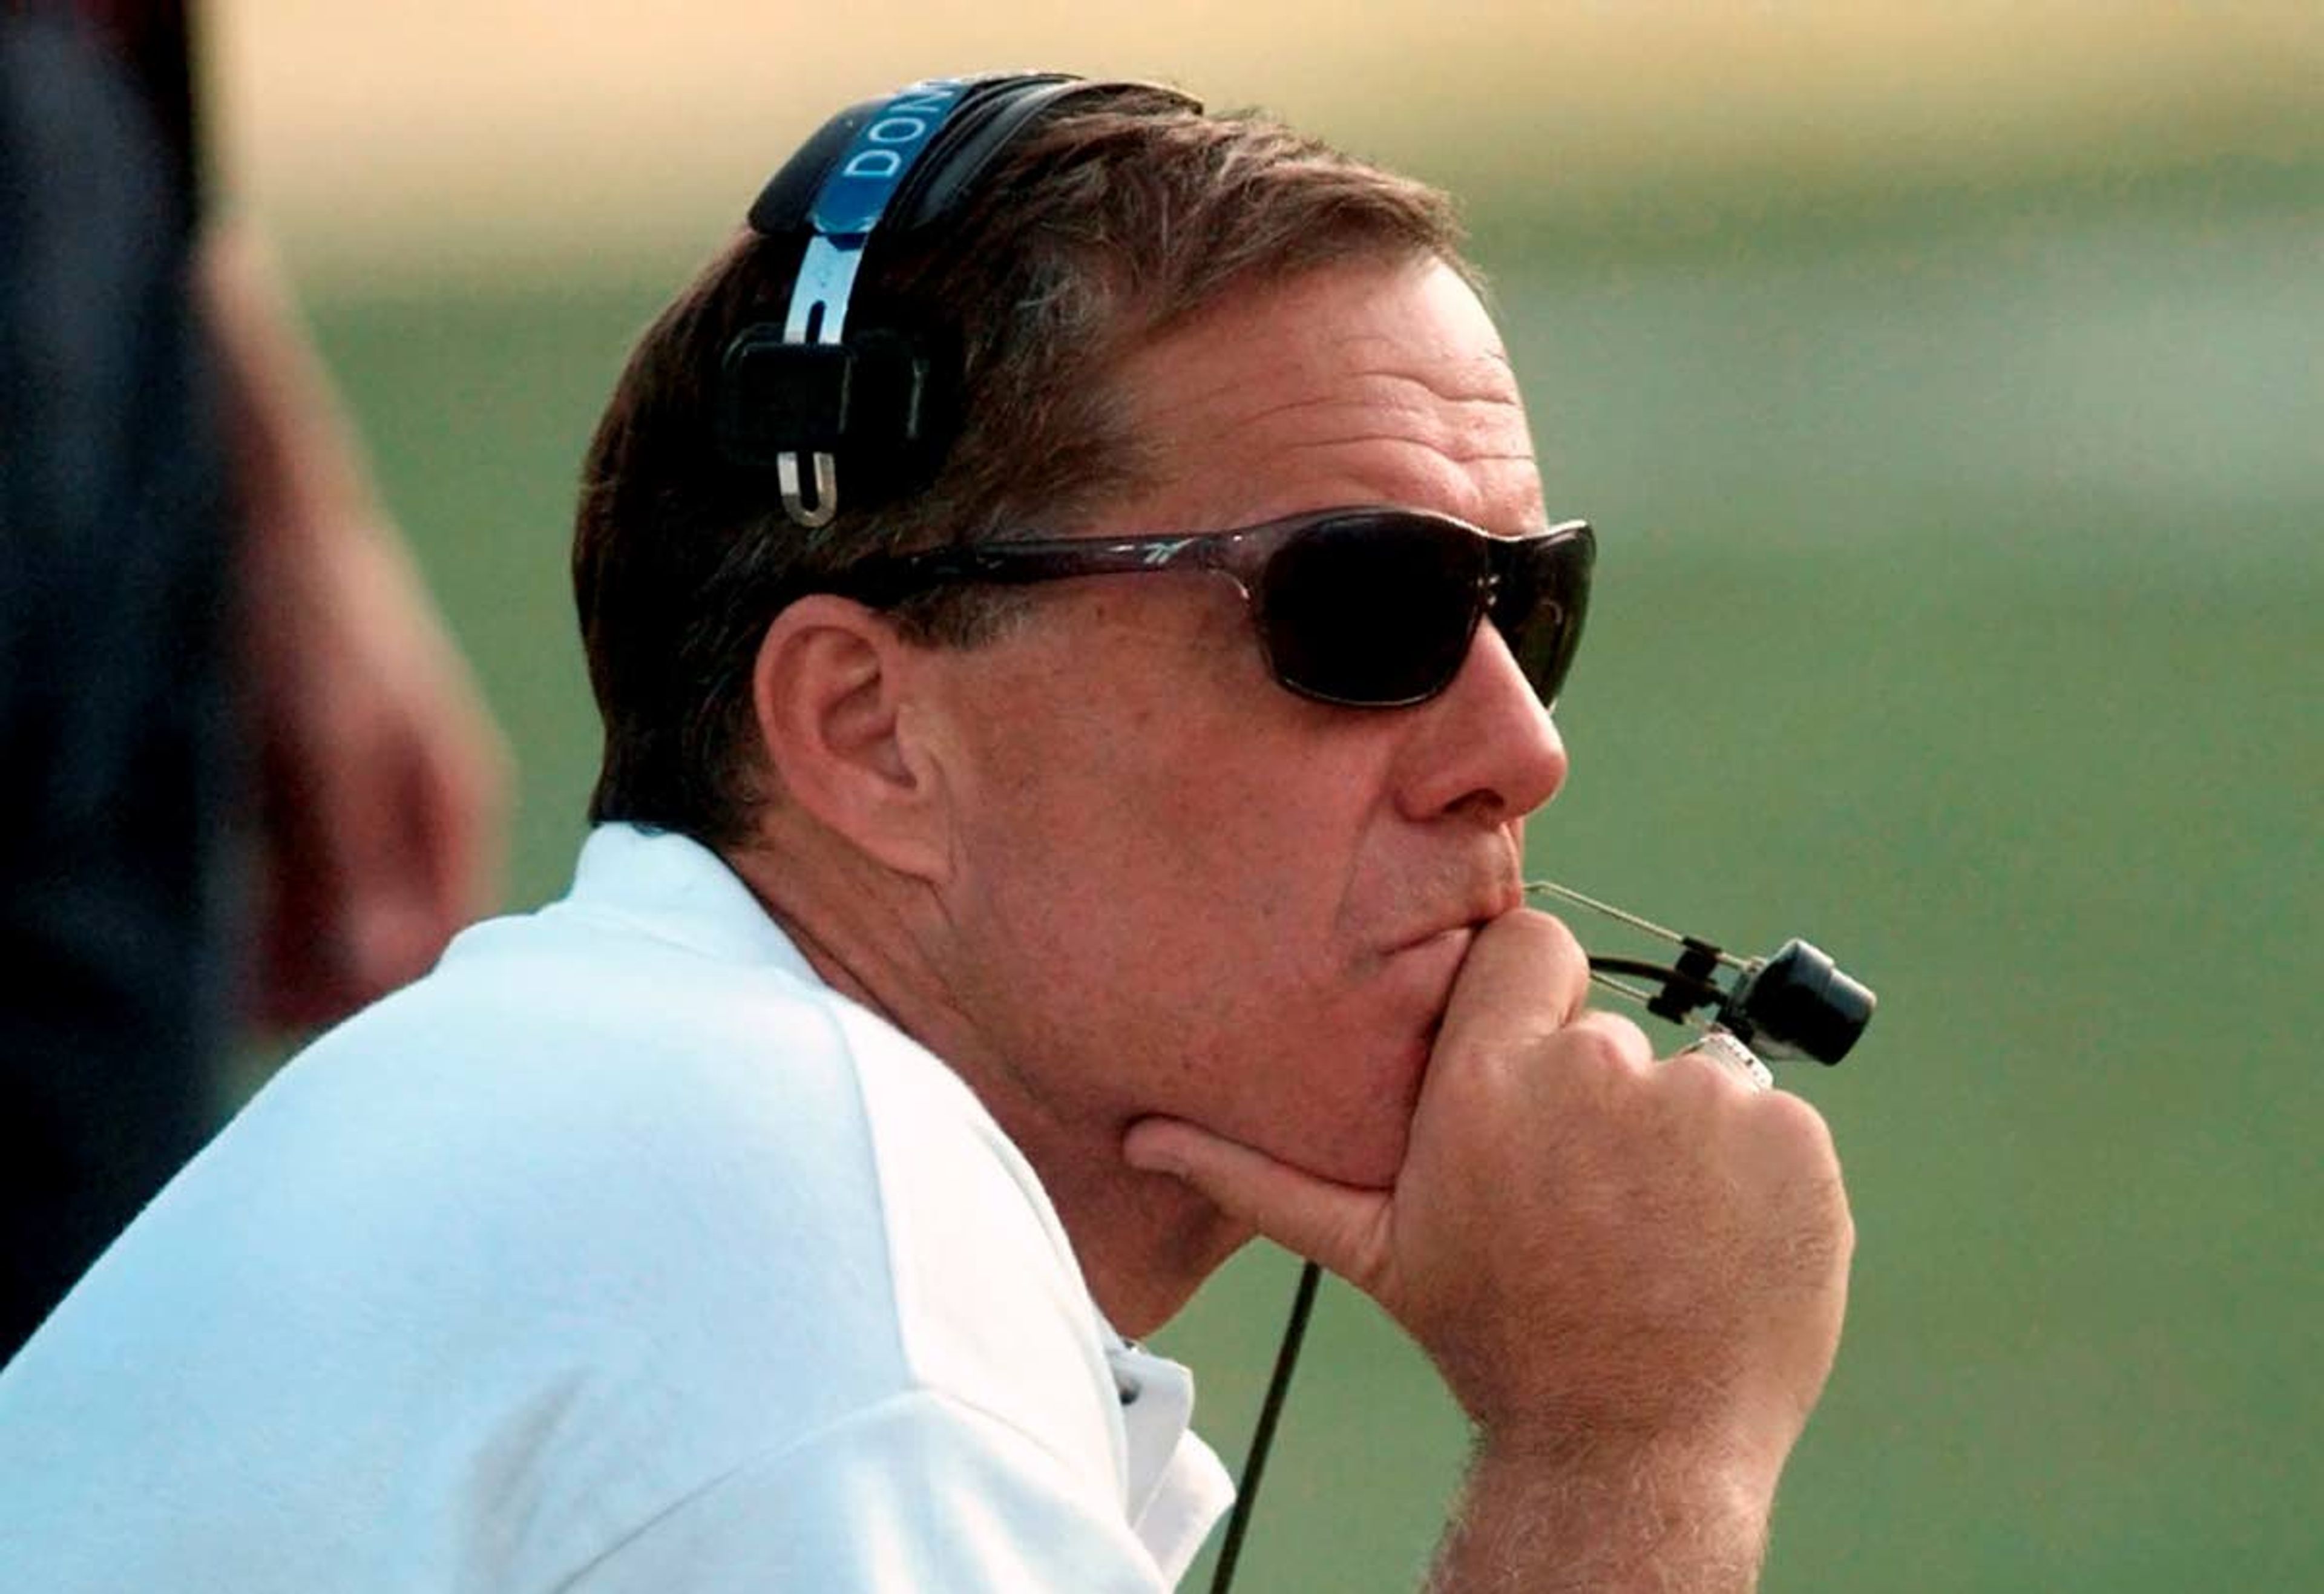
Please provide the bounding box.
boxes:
[749,595,951,882]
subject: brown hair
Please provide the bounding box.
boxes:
[574,85,1468,847]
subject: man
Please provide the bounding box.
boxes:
[0,79,1851,1589]
[1,3,507,1357]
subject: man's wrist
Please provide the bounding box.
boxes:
[1428,1426,1776,1594]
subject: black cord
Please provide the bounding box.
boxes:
[1586,956,1724,1013]
[1208,1259,1322,1594]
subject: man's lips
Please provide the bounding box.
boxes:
[1384,921,1479,1019]
[1396,921,1479,957]
[1387,894,1514,1024]
[1384,889,1515,961]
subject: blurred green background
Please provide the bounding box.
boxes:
[233,4,2320,1588]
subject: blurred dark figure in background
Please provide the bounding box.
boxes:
[0,0,507,1360]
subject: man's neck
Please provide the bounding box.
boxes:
[720,838,1249,1339]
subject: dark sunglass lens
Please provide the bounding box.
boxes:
[1258,516,1483,704]
[1492,528,1594,705]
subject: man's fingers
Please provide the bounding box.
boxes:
[1431,908,1592,1072]
[1124,1117,1390,1290]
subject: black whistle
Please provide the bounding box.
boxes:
[1528,879,1877,1069]
[1715,938,1876,1064]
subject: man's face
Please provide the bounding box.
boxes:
[921,255,1568,1193]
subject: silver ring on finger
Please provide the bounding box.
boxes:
[1687,1028,1774,1091]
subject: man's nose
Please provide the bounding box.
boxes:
[1393,622,1570,825]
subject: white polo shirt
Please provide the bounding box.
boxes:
[0,825,1232,1590]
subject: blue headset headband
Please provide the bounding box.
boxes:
[717,73,1200,528]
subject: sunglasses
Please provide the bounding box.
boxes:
[816,507,1595,709]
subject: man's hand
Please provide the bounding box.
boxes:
[203,227,511,1031]
[1124,910,1853,1590]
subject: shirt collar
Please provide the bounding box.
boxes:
[560,823,815,975]
[1102,1326,1236,1583]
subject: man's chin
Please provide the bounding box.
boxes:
[1269,1110,1414,1195]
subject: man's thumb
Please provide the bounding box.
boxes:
[1124,1117,1385,1285]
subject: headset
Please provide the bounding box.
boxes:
[716,71,1196,528]
[722,74,1880,1594]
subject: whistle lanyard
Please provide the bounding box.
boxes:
[1208,1259,1321,1594]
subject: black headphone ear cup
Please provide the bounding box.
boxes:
[852,324,960,498]
[715,326,960,498]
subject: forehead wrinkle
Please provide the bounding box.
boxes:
[1128,369,1540,530]
[1273,435,1536,467]
[1138,390,1532,489]
[1317,324,1517,394]
[1140,360,1521,436]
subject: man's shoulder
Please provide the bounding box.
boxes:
[276,823,916,1167]
[241,832,1057,1340]
[0,832,1138,1592]
[251,823,1115,1434]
